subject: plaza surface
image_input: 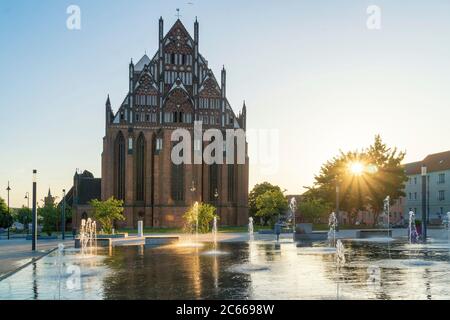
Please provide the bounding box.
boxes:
[0,239,73,280]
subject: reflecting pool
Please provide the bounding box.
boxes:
[1,238,450,300]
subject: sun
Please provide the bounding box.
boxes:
[349,162,364,176]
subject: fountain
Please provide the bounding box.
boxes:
[79,218,97,254]
[211,216,218,252]
[56,243,64,300]
[178,201,204,248]
[194,201,199,243]
[447,212,450,241]
[289,197,297,233]
[408,211,419,244]
[335,239,345,300]
[328,212,338,247]
[202,216,227,255]
[248,217,254,241]
[336,240,346,266]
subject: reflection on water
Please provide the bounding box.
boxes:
[2,239,450,300]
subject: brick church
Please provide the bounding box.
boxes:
[96,17,249,228]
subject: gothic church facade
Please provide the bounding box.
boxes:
[100,17,249,228]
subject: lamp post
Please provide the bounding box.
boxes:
[32,170,37,251]
[61,189,66,240]
[190,179,196,202]
[335,177,340,232]
[421,165,427,242]
[6,182,11,240]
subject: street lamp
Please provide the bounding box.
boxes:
[25,192,30,208]
[421,165,427,242]
[32,170,37,251]
[61,189,66,240]
[6,181,11,240]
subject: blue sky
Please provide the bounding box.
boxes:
[1,0,450,207]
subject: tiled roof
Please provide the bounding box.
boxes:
[404,150,450,175]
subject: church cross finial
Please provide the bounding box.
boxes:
[176,8,182,19]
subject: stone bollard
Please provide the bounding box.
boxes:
[138,220,144,238]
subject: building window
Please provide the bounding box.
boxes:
[438,190,445,201]
[170,53,175,64]
[438,173,445,184]
[171,163,184,201]
[135,134,146,201]
[409,193,412,200]
[114,132,126,200]
[155,137,163,151]
[228,164,235,202]
[414,177,417,184]
[145,114,150,122]
[164,112,173,123]
[414,192,417,200]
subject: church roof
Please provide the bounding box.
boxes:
[134,54,151,72]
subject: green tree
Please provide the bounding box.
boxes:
[90,197,125,234]
[16,206,32,229]
[38,204,59,236]
[255,189,288,226]
[249,182,284,218]
[298,198,331,223]
[309,135,407,226]
[183,202,217,234]
[0,197,13,229]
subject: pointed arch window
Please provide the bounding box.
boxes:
[171,158,184,202]
[114,132,126,200]
[136,134,146,201]
[228,164,235,202]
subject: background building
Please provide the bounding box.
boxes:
[98,17,249,228]
[404,151,450,224]
[65,170,101,231]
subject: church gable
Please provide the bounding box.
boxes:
[163,20,194,54]
[106,17,245,131]
[199,73,221,98]
[135,69,158,95]
[164,88,193,112]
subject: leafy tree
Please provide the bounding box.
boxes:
[255,189,288,226]
[90,197,125,234]
[309,135,407,226]
[249,182,284,218]
[298,198,332,223]
[38,204,59,235]
[16,206,32,228]
[0,197,13,229]
[183,202,217,234]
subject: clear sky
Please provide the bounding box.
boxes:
[1,0,450,207]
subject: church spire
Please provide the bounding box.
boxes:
[221,65,226,98]
[105,94,111,108]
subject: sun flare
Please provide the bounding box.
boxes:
[349,162,364,176]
